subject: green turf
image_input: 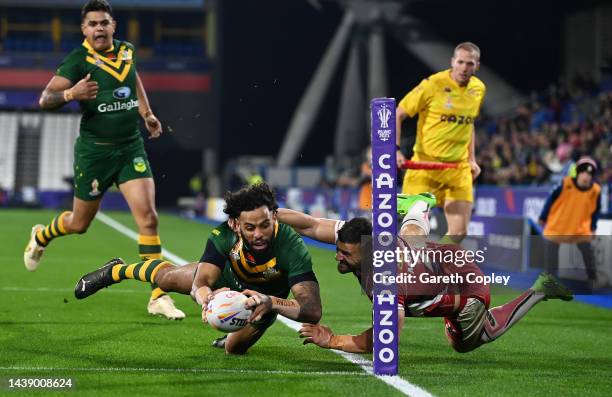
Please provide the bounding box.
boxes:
[1,209,611,396]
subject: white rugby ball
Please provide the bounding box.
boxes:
[206,291,252,333]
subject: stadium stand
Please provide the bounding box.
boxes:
[38,114,80,191]
[476,80,612,185]
[0,7,207,60]
[0,112,19,191]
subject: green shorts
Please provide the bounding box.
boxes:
[73,137,153,201]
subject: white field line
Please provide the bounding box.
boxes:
[277,316,433,397]
[94,212,188,265]
[93,211,434,397]
[0,366,368,377]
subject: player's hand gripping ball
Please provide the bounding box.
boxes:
[206,291,252,332]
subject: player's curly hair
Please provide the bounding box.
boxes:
[223,183,279,219]
[82,0,114,20]
[337,218,372,244]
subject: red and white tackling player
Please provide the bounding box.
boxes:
[277,193,573,354]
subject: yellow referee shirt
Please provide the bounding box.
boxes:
[399,69,486,163]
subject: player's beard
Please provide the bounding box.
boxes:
[241,230,272,256]
[338,261,361,278]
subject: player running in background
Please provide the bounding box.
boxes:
[277,193,573,354]
[23,0,184,319]
[396,42,486,242]
[74,183,322,354]
[539,156,602,290]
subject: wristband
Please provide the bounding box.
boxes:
[63,89,74,102]
[396,144,401,151]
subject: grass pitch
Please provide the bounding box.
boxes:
[1,209,611,396]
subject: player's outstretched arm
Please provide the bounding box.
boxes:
[299,309,405,353]
[276,208,337,244]
[243,280,322,324]
[191,262,222,322]
[39,74,98,110]
[300,324,373,353]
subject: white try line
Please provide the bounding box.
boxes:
[278,317,433,397]
[94,211,434,397]
[0,366,368,377]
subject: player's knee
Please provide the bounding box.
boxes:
[449,228,467,240]
[224,343,248,355]
[152,267,171,287]
[309,307,323,324]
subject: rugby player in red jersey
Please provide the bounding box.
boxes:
[277,193,573,354]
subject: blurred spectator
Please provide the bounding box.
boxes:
[474,79,612,185]
[247,171,264,186]
[357,146,372,211]
[189,173,207,216]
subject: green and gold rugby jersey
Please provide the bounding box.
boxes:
[56,39,140,144]
[200,222,317,298]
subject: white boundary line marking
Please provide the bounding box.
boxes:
[0,366,368,377]
[278,317,433,397]
[94,212,434,397]
[95,212,188,265]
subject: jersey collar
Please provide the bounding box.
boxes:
[446,68,471,90]
[82,39,115,55]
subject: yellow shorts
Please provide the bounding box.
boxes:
[401,161,473,205]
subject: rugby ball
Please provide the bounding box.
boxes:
[206,291,252,333]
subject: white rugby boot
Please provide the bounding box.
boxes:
[147,294,186,320]
[24,224,45,271]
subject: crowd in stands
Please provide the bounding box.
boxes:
[475,77,612,186]
[332,77,611,192]
[331,76,611,195]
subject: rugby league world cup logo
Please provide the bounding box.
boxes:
[377,103,392,141]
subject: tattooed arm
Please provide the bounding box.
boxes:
[39,74,98,110]
[39,76,72,110]
[243,280,322,324]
